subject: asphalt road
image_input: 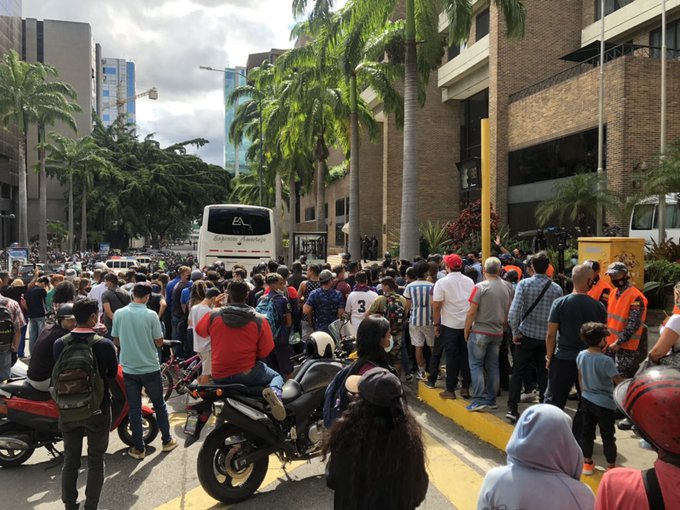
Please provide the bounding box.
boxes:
[0,383,504,510]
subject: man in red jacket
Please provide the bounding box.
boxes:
[195,280,286,420]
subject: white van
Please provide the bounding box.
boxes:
[105,258,137,270]
[135,256,151,266]
[629,194,680,245]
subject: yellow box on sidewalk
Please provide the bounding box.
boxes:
[578,237,645,290]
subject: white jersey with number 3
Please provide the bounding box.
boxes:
[345,289,379,334]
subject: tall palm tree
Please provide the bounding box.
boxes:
[0,49,79,251]
[43,133,110,252]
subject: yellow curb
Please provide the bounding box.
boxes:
[417,382,603,494]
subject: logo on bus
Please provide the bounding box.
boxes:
[232,216,250,227]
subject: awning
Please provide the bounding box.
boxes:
[560,41,618,62]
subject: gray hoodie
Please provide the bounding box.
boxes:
[216,304,262,329]
[477,404,594,510]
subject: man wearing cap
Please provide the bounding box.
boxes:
[170,266,192,355]
[605,262,647,379]
[303,269,344,334]
[425,253,475,399]
[585,260,613,307]
[112,282,177,459]
[26,304,77,391]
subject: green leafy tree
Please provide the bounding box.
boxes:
[0,49,80,253]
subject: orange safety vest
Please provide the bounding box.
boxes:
[588,277,613,305]
[674,305,680,315]
[546,264,555,278]
[607,286,648,351]
[504,264,523,281]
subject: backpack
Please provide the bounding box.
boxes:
[323,361,360,428]
[51,333,105,423]
[255,295,282,339]
[0,302,15,353]
[385,293,406,335]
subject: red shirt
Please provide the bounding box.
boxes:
[195,310,274,379]
[263,286,299,299]
[595,460,680,510]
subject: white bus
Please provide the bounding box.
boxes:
[629,194,680,245]
[197,204,276,270]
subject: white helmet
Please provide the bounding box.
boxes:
[306,331,336,358]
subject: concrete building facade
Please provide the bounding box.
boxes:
[296,0,680,255]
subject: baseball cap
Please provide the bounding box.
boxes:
[190,269,203,281]
[605,262,628,275]
[345,367,403,407]
[56,303,75,320]
[319,269,336,283]
[276,265,290,278]
[443,254,463,270]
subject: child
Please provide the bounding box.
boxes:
[576,322,624,474]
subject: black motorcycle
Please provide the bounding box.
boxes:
[184,351,348,504]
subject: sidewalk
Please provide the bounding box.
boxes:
[417,379,657,495]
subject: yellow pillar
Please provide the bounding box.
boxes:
[481,118,491,262]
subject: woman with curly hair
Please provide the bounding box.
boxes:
[323,367,428,509]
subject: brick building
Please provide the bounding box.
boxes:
[295,0,680,256]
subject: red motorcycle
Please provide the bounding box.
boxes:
[0,365,159,467]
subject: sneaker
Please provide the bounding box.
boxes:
[416,369,426,381]
[606,464,617,471]
[505,409,519,424]
[460,387,471,399]
[488,403,498,410]
[162,439,178,453]
[582,461,595,476]
[520,389,539,403]
[262,387,287,421]
[128,447,145,460]
[617,418,633,431]
[439,390,457,400]
[465,402,487,412]
[405,373,414,382]
[423,380,436,389]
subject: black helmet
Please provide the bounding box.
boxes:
[56,303,75,320]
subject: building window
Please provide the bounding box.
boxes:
[508,128,604,186]
[304,206,315,222]
[475,8,490,41]
[103,114,110,122]
[460,89,489,160]
[595,0,634,21]
[447,43,461,61]
[650,19,680,58]
[103,67,117,74]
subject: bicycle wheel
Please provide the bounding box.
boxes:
[161,364,174,401]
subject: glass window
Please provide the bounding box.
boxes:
[631,204,655,230]
[304,207,315,222]
[652,204,680,229]
[335,198,345,217]
[475,8,490,41]
[207,208,271,236]
[595,0,634,21]
[447,43,461,61]
[460,89,489,160]
[650,19,680,59]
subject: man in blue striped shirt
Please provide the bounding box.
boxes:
[403,261,435,380]
[506,252,562,423]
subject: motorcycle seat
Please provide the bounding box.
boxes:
[198,383,264,397]
[281,379,302,404]
[0,380,52,401]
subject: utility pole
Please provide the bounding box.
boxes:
[596,0,606,236]
[658,0,667,243]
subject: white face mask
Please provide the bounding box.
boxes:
[384,336,394,353]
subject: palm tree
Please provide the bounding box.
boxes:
[43,133,110,252]
[535,173,619,232]
[0,49,79,252]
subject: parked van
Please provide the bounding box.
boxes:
[135,256,151,266]
[105,258,137,270]
[629,194,680,245]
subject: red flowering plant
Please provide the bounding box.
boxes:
[447,200,499,251]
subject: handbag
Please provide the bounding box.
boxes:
[657,349,680,369]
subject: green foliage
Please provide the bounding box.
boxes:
[420,220,451,256]
[644,260,680,308]
[646,238,680,262]
[447,200,500,250]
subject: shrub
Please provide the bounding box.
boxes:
[447,200,499,250]
[644,260,680,309]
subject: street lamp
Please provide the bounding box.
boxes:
[199,65,264,207]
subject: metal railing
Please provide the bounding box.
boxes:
[509,44,668,103]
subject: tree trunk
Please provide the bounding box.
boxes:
[315,158,326,232]
[67,173,74,253]
[79,179,87,252]
[399,0,420,260]
[18,136,28,247]
[288,173,297,265]
[348,74,361,263]
[275,171,283,260]
[38,126,47,263]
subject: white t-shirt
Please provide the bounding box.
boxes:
[661,314,680,352]
[432,272,474,329]
[345,289,378,333]
[189,303,212,353]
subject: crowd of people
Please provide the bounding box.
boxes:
[0,244,678,510]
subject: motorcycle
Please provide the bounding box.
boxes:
[0,365,159,468]
[184,345,350,504]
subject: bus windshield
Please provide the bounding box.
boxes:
[207,208,272,236]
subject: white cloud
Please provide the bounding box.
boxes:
[22,0,297,165]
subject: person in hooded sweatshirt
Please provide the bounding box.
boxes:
[194,279,286,421]
[477,404,595,510]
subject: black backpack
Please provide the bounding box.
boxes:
[0,302,16,353]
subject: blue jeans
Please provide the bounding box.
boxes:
[468,332,502,406]
[0,350,11,381]
[123,371,172,451]
[18,324,27,358]
[28,317,46,355]
[213,361,284,394]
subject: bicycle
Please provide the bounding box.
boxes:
[160,340,203,401]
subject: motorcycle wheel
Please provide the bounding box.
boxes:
[197,424,269,504]
[117,414,160,446]
[161,365,174,401]
[0,425,35,468]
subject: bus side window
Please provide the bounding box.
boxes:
[632,204,654,230]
